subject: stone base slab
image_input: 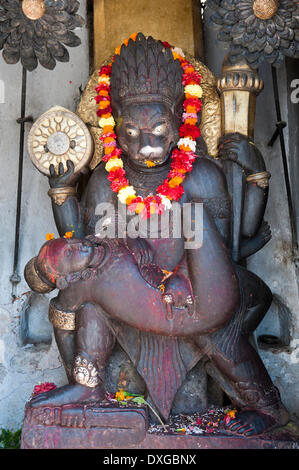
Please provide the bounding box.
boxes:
[21,403,299,449]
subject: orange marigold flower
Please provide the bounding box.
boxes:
[100,111,112,118]
[146,160,156,168]
[168,176,183,188]
[64,231,73,239]
[184,118,197,126]
[179,145,192,152]
[103,125,114,133]
[186,106,197,113]
[99,90,109,96]
[172,51,184,61]
[104,136,115,144]
[46,233,54,241]
[129,32,138,41]
[184,66,195,73]
[115,45,121,55]
[159,284,165,293]
[98,101,111,110]
[227,409,237,419]
[126,195,136,205]
[108,166,121,173]
[104,146,114,154]
[115,389,125,401]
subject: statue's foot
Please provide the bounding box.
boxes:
[224,405,289,436]
[29,383,105,408]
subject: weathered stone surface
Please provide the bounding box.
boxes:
[21,404,299,449]
[22,403,149,449]
[171,361,208,416]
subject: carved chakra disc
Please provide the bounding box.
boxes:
[27,106,94,176]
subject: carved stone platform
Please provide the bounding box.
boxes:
[21,403,299,449]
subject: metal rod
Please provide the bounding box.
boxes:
[10,67,28,296]
[270,65,298,252]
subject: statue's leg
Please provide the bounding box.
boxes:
[53,329,76,384]
[195,279,289,436]
[237,265,273,335]
[29,303,115,408]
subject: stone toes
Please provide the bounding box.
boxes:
[227,419,240,430]
[230,423,244,432]
[236,425,252,435]
[244,427,255,436]
[61,414,72,427]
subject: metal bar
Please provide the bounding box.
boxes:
[270,65,298,252]
[10,67,29,296]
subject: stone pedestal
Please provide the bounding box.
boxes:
[21,403,299,449]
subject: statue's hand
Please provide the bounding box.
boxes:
[241,220,272,258]
[49,160,80,188]
[218,133,265,173]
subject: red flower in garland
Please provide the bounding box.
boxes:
[107,167,126,181]
[99,65,112,76]
[179,124,201,140]
[95,94,109,104]
[97,106,113,117]
[111,177,129,192]
[182,72,202,86]
[95,84,111,94]
[183,98,202,112]
[157,180,185,201]
[33,382,57,396]
[100,132,117,141]
[171,149,196,172]
[102,148,122,162]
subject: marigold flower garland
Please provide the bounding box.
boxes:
[95,34,203,219]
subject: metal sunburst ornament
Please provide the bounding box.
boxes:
[207,0,299,68]
[0,0,85,71]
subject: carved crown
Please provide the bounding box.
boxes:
[110,33,184,107]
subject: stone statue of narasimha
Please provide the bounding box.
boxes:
[25,33,289,436]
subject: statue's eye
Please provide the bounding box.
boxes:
[152,123,167,136]
[126,127,139,137]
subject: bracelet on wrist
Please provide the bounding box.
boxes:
[48,186,77,206]
[246,171,271,189]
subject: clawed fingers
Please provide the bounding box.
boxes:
[58,162,65,176]
[66,159,75,173]
[49,164,56,177]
